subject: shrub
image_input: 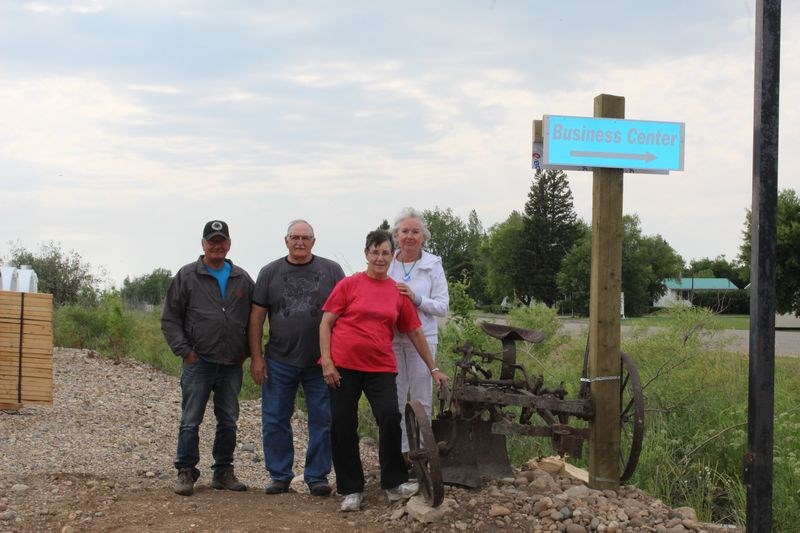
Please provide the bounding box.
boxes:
[689,290,750,315]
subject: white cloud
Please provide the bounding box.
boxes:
[21,0,104,14]
[127,84,183,95]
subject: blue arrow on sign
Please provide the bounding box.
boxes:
[543,115,684,172]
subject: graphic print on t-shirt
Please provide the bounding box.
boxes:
[279,271,324,317]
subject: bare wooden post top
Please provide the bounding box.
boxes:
[588,93,624,490]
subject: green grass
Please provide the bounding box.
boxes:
[624,312,750,330]
[54,299,800,530]
[553,311,751,331]
[54,297,263,399]
[436,304,799,530]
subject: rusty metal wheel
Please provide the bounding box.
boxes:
[619,352,645,482]
[405,400,444,507]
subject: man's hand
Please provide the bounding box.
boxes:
[250,356,268,385]
[184,351,199,364]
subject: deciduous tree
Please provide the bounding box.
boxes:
[683,255,747,288]
[423,207,488,303]
[121,267,173,306]
[481,211,526,303]
[5,241,101,306]
[556,215,683,316]
[740,188,800,315]
[423,206,470,280]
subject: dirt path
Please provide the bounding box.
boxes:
[0,349,394,533]
[1,349,741,532]
[5,472,395,533]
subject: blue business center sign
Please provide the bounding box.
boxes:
[543,115,685,172]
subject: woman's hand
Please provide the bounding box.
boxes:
[321,358,341,388]
[396,282,416,303]
[319,311,341,388]
[432,369,449,389]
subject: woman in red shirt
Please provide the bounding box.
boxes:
[319,230,448,512]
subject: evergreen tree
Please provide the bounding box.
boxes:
[464,209,487,303]
[518,169,582,305]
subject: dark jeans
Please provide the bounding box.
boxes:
[329,368,408,494]
[262,358,331,484]
[174,358,243,477]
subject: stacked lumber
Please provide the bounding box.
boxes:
[0,291,53,409]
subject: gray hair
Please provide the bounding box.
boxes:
[392,207,431,242]
[286,219,315,238]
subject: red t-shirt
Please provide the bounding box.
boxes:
[322,272,421,373]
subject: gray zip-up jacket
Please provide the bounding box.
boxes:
[161,256,254,365]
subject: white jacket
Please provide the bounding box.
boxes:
[389,250,449,344]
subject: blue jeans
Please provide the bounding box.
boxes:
[262,358,332,484]
[174,358,243,477]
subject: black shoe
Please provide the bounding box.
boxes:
[308,481,332,496]
[175,468,195,496]
[265,479,290,494]
[211,468,247,491]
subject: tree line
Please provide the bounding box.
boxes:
[416,171,796,317]
[4,179,800,317]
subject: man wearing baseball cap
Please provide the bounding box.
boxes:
[162,220,255,496]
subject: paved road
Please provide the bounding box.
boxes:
[471,315,799,358]
[557,319,800,357]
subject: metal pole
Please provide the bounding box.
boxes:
[745,1,780,531]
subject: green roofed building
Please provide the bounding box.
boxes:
[654,278,739,308]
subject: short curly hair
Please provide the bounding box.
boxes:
[364,229,394,252]
[392,207,431,242]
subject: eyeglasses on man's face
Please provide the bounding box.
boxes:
[288,235,314,242]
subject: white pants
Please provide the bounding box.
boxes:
[394,340,437,453]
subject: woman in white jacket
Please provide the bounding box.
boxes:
[388,207,450,466]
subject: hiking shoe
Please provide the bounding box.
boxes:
[308,481,332,496]
[211,468,247,491]
[386,481,419,502]
[175,468,195,496]
[340,492,363,512]
[265,479,290,494]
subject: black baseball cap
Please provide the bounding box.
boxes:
[203,220,230,240]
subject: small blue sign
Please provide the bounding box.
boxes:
[543,115,684,172]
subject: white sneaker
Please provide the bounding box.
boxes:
[340,492,363,512]
[386,481,419,502]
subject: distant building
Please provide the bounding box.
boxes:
[654,278,739,308]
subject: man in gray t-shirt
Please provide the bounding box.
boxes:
[248,219,345,496]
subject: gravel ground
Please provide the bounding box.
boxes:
[0,348,743,532]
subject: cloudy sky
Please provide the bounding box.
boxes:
[1,1,797,288]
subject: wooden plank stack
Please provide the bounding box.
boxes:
[0,291,53,409]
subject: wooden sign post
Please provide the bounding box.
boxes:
[587,93,625,490]
[537,93,682,488]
